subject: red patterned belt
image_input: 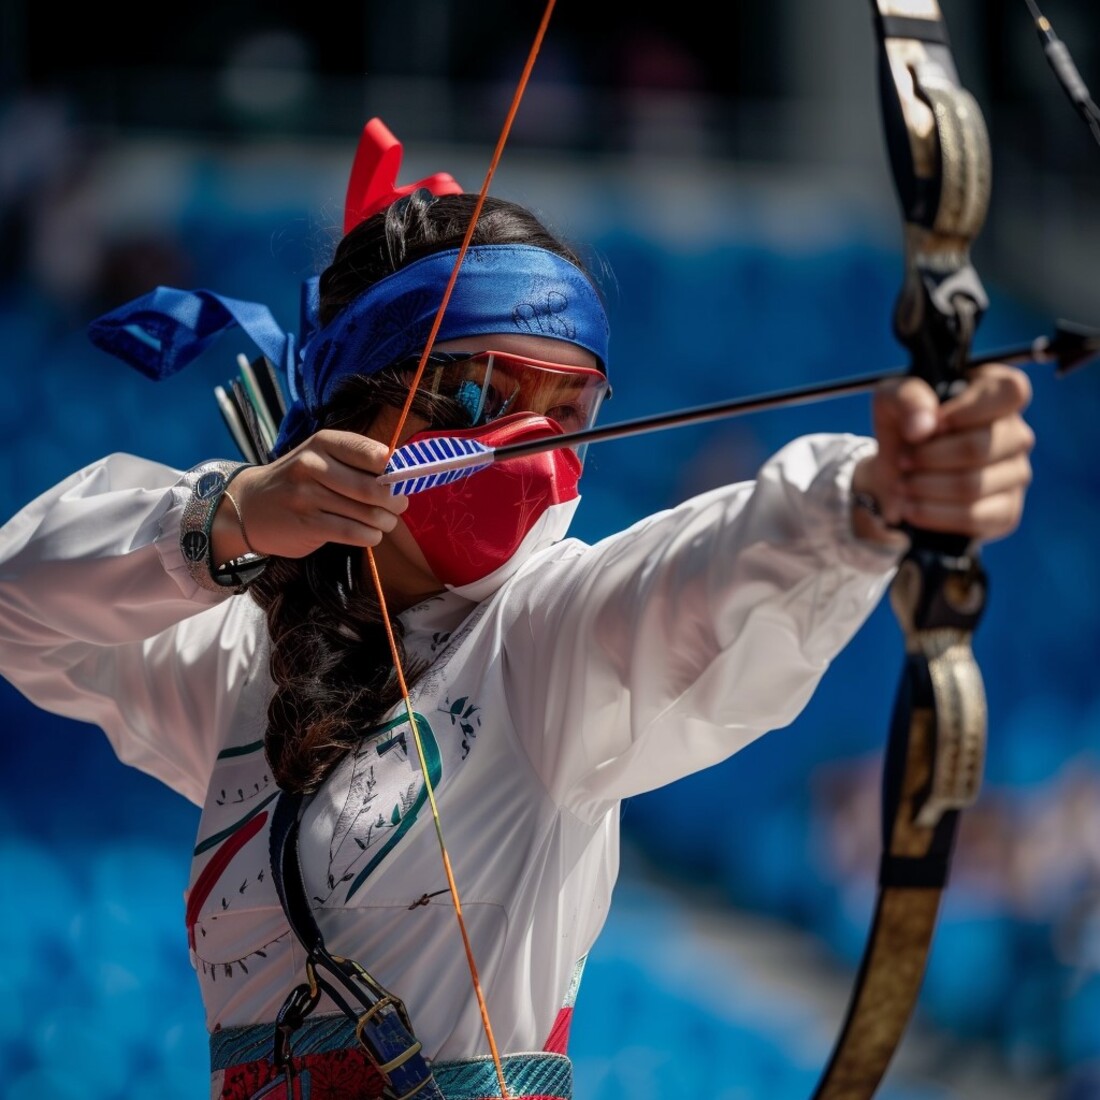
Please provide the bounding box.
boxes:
[212,1007,578,1100]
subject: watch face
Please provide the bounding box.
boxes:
[181,529,210,563]
[196,470,228,500]
[213,557,268,588]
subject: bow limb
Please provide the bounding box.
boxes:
[813,4,992,1098]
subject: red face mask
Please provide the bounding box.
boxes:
[400,413,582,589]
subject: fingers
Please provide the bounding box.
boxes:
[940,362,1033,430]
[901,452,1033,503]
[871,362,1033,446]
[899,363,1034,472]
[899,487,1029,543]
[311,486,407,549]
[897,416,1035,473]
[862,363,1036,545]
[899,453,1032,541]
[228,431,411,559]
[293,430,408,506]
[310,429,393,476]
[873,376,941,445]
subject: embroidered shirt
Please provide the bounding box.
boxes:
[0,433,900,1062]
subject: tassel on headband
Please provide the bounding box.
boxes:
[85,117,609,463]
[86,118,469,455]
[344,118,463,233]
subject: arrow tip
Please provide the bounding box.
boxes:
[1047,320,1100,377]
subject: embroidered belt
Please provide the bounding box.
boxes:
[212,1013,573,1100]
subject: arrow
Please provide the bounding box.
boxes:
[379,322,1098,495]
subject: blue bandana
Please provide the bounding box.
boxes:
[87,244,610,457]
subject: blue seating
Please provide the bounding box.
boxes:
[1,202,1094,1095]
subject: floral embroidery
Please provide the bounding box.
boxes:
[439,694,482,758]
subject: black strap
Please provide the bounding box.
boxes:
[269,791,322,952]
[269,790,442,1099]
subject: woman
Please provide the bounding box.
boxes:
[0,126,1034,1099]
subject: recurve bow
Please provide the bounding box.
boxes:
[813,3,993,1096]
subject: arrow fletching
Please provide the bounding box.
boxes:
[381,436,496,495]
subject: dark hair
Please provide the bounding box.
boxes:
[250,190,601,794]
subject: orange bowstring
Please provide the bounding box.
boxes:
[365,4,558,1097]
[384,0,559,454]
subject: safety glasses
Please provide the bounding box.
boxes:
[401,349,611,442]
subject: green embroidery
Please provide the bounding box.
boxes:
[440,695,482,758]
[343,712,441,902]
[194,791,280,856]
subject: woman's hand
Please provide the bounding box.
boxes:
[852,362,1035,548]
[210,430,409,563]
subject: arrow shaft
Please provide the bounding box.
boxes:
[377,370,894,486]
[495,332,1079,461]
[377,330,1088,487]
[498,370,896,461]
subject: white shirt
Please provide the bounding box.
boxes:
[0,433,899,1063]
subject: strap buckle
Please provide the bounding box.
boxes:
[354,993,424,1074]
[311,953,438,1099]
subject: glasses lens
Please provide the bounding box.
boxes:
[427,352,608,443]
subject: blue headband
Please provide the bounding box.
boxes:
[87,243,610,457]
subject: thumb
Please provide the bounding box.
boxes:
[877,376,941,444]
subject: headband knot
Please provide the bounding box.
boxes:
[84,118,609,460]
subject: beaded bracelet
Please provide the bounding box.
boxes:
[179,460,268,593]
[852,490,884,519]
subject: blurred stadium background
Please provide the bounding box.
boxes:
[1,1,1099,1097]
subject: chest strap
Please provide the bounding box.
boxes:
[268,789,442,1099]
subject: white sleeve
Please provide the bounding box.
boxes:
[501,433,904,822]
[0,453,265,806]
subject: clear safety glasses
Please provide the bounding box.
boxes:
[408,349,611,445]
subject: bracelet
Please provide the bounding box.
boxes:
[852,490,884,519]
[180,461,268,593]
[223,487,258,555]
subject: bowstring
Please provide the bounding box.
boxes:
[365,4,558,1096]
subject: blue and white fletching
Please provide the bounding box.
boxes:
[381,436,496,496]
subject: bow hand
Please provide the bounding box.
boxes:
[852,362,1035,548]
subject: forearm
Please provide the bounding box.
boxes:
[0,452,263,802]
[0,455,224,650]
[511,433,905,814]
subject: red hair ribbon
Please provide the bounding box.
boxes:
[343,117,464,235]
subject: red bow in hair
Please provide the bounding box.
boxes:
[343,117,464,234]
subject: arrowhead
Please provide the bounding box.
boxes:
[1047,320,1100,377]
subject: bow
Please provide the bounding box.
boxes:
[286,6,1096,1096]
[299,13,1092,1097]
[391,4,1085,1098]
[81,3,1093,1093]
[813,4,992,1096]
[370,5,990,1093]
